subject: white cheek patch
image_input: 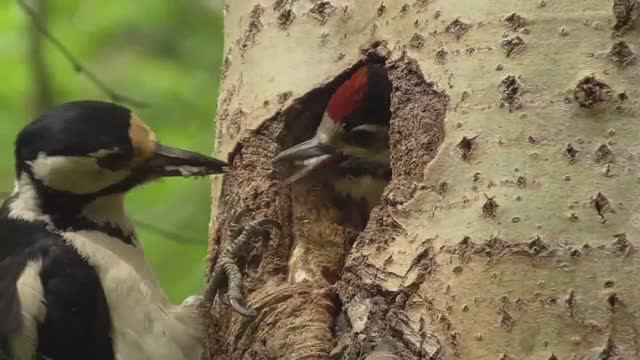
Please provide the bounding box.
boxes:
[28,152,131,194]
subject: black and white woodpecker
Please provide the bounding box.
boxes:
[273,63,392,208]
[0,101,233,360]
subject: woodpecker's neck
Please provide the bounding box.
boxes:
[3,173,136,245]
[331,157,391,208]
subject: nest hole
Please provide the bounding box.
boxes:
[273,56,391,284]
[208,49,448,358]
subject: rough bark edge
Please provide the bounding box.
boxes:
[337,53,449,360]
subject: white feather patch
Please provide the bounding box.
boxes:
[29,152,130,195]
[62,230,203,360]
[81,194,134,236]
[8,175,50,224]
[11,259,46,360]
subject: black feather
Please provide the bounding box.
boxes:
[0,199,114,360]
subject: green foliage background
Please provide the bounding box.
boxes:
[0,1,224,302]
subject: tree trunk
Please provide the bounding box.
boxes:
[206,0,640,359]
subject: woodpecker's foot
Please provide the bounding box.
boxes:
[203,209,280,317]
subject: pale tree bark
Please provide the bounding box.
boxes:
[206,0,640,359]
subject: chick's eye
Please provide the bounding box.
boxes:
[97,152,130,171]
[347,130,375,147]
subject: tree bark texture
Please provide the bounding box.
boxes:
[206,0,640,359]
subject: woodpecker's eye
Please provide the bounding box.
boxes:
[97,152,130,171]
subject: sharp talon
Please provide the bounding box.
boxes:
[232,209,252,225]
[255,218,281,232]
[229,298,257,317]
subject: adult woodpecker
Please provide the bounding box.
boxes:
[273,63,392,207]
[0,101,229,360]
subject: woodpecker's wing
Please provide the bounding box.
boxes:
[0,255,22,359]
[0,215,114,360]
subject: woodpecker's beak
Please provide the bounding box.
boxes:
[273,136,342,186]
[144,144,227,178]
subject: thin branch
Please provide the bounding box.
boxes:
[133,219,205,245]
[27,0,53,114]
[17,0,149,108]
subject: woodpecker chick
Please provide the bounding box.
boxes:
[273,63,392,207]
[0,101,226,360]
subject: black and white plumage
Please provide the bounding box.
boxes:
[0,101,227,360]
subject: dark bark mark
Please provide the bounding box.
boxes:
[612,233,632,256]
[307,1,336,25]
[500,36,526,57]
[221,48,233,81]
[216,85,238,147]
[501,13,527,31]
[400,4,410,16]
[613,0,640,34]
[573,76,613,108]
[528,236,550,256]
[377,2,386,17]
[409,33,426,49]
[446,18,471,40]
[435,48,447,64]
[277,8,296,29]
[277,91,293,104]
[456,136,477,160]
[240,4,265,57]
[482,195,499,218]
[499,75,524,112]
[445,234,559,262]
[599,338,622,359]
[595,144,613,163]
[273,0,294,12]
[592,192,611,219]
[499,310,515,331]
[608,41,635,66]
[565,143,579,163]
[607,292,621,312]
[227,109,247,138]
[565,290,577,318]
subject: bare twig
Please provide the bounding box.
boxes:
[17,0,149,108]
[133,219,204,245]
[27,0,53,114]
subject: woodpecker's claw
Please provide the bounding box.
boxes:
[203,210,280,317]
[229,298,257,317]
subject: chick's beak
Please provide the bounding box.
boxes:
[273,136,342,186]
[144,143,227,178]
[272,136,336,163]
